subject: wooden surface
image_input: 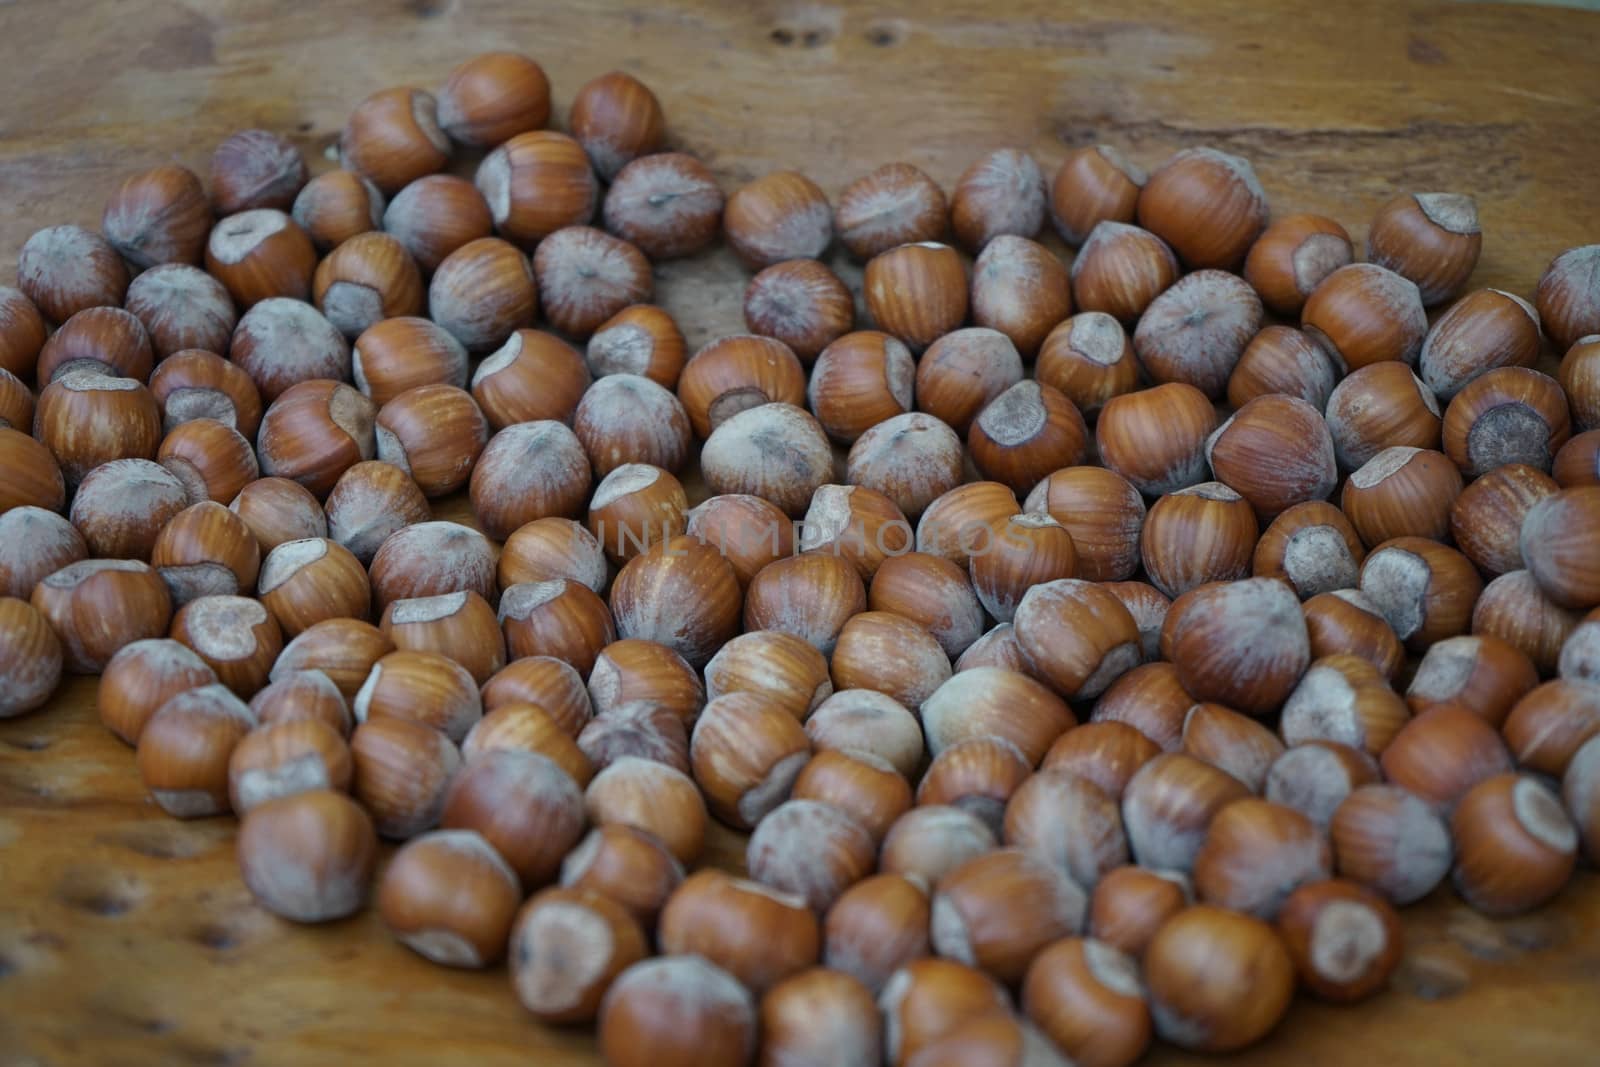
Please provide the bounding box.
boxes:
[3,1,1600,1065]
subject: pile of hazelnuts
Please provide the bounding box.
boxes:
[4,45,1600,1067]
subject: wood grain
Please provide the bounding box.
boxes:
[2,1,1600,1064]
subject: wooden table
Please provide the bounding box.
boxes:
[4,1,1600,1064]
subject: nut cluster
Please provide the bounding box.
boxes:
[4,45,1600,1067]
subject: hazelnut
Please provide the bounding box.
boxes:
[533,226,652,339]
[610,536,743,667]
[258,537,371,636]
[0,285,48,379]
[1379,706,1511,812]
[880,805,998,888]
[1536,245,1600,352]
[0,597,63,718]
[149,350,263,439]
[233,297,352,409]
[835,162,947,259]
[378,829,521,967]
[864,242,968,351]
[498,517,606,595]
[269,617,393,702]
[585,305,687,388]
[677,334,807,439]
[469,421,591,540]
[1442,366,1570,476]
[968,381,1087,495]
[951,625,1030,679]
[484,656,594,734]
[1329,783,1452,905]
[428,237,538,353]
[1095,381,1217,496]
[1452,774,1577,915]
[1502,678,1600,777]
[705,629,831,720]
[759,967,882,1067]
[588,639,702,723]
[34,306,151,384]
[1034,312,1139,417]
[210,129,307,213]
[102,163,212,269]
[1559,335,1600,431]
[931,847,1086,986]
[1133,269,1263,399]
[1522,488,1600,609]
[1207,395,1338,520]
[1452,464,1560,576]
[1420,288,1543,400]
[1004,769,1128,888]
[229,476,328,552]
[1227,325,1341,411]
[915,481,1020,567]
[1279,654,1409,757]
[1089,661,1192,753]
[743,258,853,363]
[1041,721,1160,802]
[379,591,505,686]
[659,870,819,993]
[1243,213,1354,316]
[136,683,257,817]
[1407,633,1538,727]
[969,235,1070,358]
[476,130,597,246]
[382,173,492,272]
[339,87,450,194]
[1473,571,1581,676]
[915,327,1024,435]
[1022,938,1152,1067]
[436,51,550,147]
[792,748,912,844]
[1136,147,1268,269]
[574,374,692,477]
[312,232,424,338]
[227,718,352,813]
[1070,221,1179,325]
[0,367,32,431]
[1139,482,1258,598]
[1172,579,1310,713]
[1367,192,1481,306]
[0,507,86,600]
[170,594,282,697]
[1562,736,1600,862]
[34,372,162,486]
[702,402,833,516]
[846,412,964,520]
[585,755,707,864]
[970,514,1076,623]
[256,379,376,497]
[576,700,686,776]
[724,170,832,269]
[235,789,377,922]
[1144,905,1294,1052]
[917,737,1033,835]
[1325,360,1442,472]
[373,384,487,498]
[31,559,171,673]
[1559,430,1600,487]
[1278,878,1403,1004]
[1251,500,1364,600]
[799,482,912,580]
[442,748,585,887]
[1264,740,1380,832]
[1008,580,1139,700]
[1050,144,1145,246]
[568,70,663,181]
[920,666,1073,766]
[1342,446,1463,546]
[508,886,648,1024]
[250,670,353,737]
[601,152,724,260]
[1302,590,1405,679]
[16,224,128,322]
[468,328,588,430]
[1121,752,1251,872]
[689,690,810,828]
[1181,703,1286,793]
[1087,867,1191,959]
[598,957,756,1067]
[324,460,431,566]
[150,500,262,605]
[805,689,924,780]
[1301,263,1428,370]
[869,551,985,659]
[204,209,316,307]
[1192,798,1331,919]
[746,798,876,912]
[157,418,260,506]
[1561,615,1600,685]
[498,579,615,674]
[949,147,1046,252]
[586,463,688,563]
[349,714,462,839]
[1358,537,1484,649]
[560,824,685,930]
[1025,466,1145,582]
[68,459,189,560]
[291,170,385,251]
[877,958,1008,1066]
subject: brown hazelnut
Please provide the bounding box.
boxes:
[588,639,702,723]
[880,805,998,888]
[743,258,853,363]
[1243,213,1354,317]
[930,847,1086,985]
[1302,590,1404,679]
[1451,773,1577,916]
[1050,144,1145,246]
[170,594,282,698]
[1192,798,1331,919]
[1367,192,1481,306]
[560,824,685,931]
[1358,537,1483,650]
[1324,361,1442,472]
[1023,937,1152,1067]
[1522,488,1600,609]
[846,412,965,521]
[915,327,1024,435]
[1005,768,1128,888]
[1341,446,1463,546]
[351,647,482,743]
[229,476,328,552]
[724,170,832,269]
[291,170,386,251]
[1301,263,1428,371]
[877,957,1008,1066]
[921,666,1074,766]
[950,147,1046,252]
[1035,312,1140,417]
[1025,466,1146,582]
[313,232,424,339]
[568,70,664,181]
[148,349,263,439]
[378,829,521,967]
[585,755,707,865]
[468,327,588,430]
[379,591,506,686]
[969,235,1071,358]
[1562,736,1600,863]
[1450,464,1559,578]
[340,87,451,195]
[1328,783,1452,905]
[270,617,393,702]
[476,130,597,246]
[508,886,648,1024]
[372,385,486,498]
[428,237,538,353]
[1503,678,1600,778]
[0,286,46,380]
[1070,222,1179,325]
[677,334,807,440]
[1181,703,1286,793]
[382,174,492,272]
[533,226,652,339]
[1226,326,1341,411]
[1442,366,1570,477]
[323,460,431,566]
[823,873,932,992]
[211,129,307,214]
[1095,381,1217,496]
[1561,615,1600,684]
[610,536,743,667]
[1168,578,1310,714]
[688,690,811,828]
[1139,482,1258,599]
[1087,866,1192,958]
[968,381,1087,495]
[705,629,832,720]
[204,209,316,307]
[1276,879,1403,1004]
[1251,500,1364,600]
[1280,654,1409,757]
[255,379,376,497]
[864,242,968,351]
[915,481,1020,567]
[349,713,462,839]
[443,748,585,887]
[368,520,495,612]
[498,517,606,594]
[436,51,550,147]
[869,551,986,659]
[1042,721,1161,802]
[659,869,819,993]
[835,162,947,259]
[136,682,256,817]
[1133,269,1263,399]
[1536,245,1600,353]
[0,597,64,718]
[0,367,32,431]
[150,500,262,605]
[916,737,1033,834]
[35,305,153,383]
[799,483,912,580]
[469,421,591,541]
[68,458,188,560]
[1472,571,1581,676]
[0,506,87,600]
[235,789,377,922]
[1143,905,1294,1052]
[1263,741,1380,831]
[228,298,350,402]
[34,372,161,486]
[971,513,1077,623]
[1379,706,1511,812]
[574,374,692,477]
[498,579,614,674]
[102,163,212,269]
[1420,288,1543,400]
[1207,395,1338,520]
[601,152,724,260]
[805,689,924,780]
[701,403,833,516]
[31,559,171,673]
[598,956,756,1067]
[227,718,352,813]
[1560,336,1600,434]
[250,669,353,737]
[484,656,594,735]
[1137,147,1268,269]
[156,418,260,506]
[746,798,876,912]
[17,224,129,322]
[1407,633,1538,727]
[585,305,687,389]
[575,700,686,776]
